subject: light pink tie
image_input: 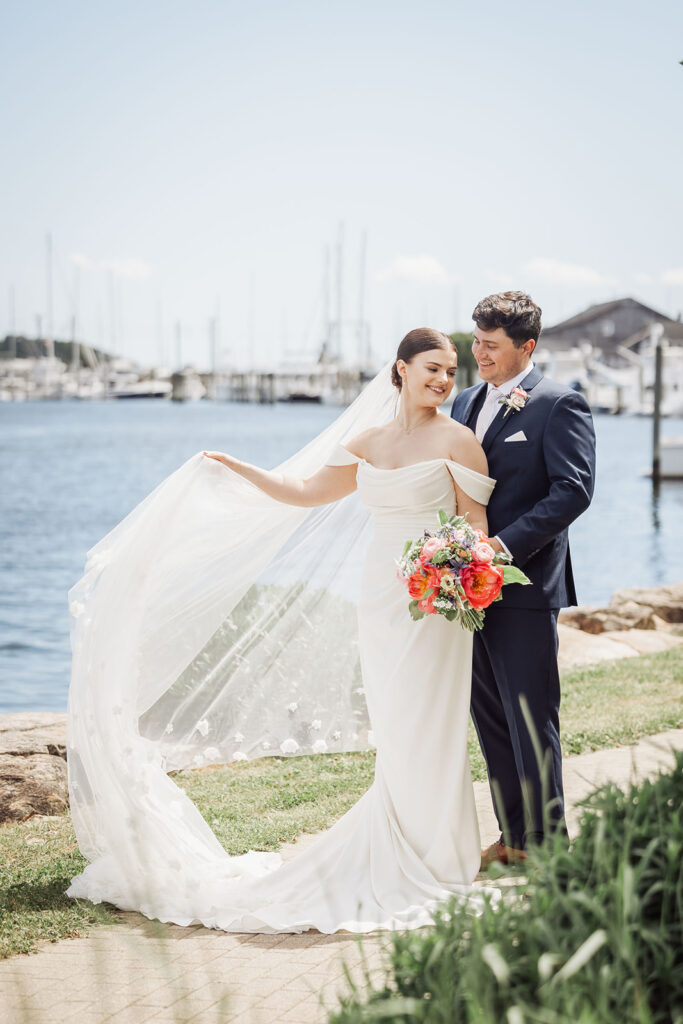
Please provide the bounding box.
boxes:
[475,387,503,442]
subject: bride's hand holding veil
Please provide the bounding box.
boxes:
[201,449,359,507]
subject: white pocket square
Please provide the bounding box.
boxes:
[505,430,527,442]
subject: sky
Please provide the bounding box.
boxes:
[1,0,682,370]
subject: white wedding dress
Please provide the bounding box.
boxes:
[66,366,495,933]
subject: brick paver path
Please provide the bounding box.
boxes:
[2,730,681,1024]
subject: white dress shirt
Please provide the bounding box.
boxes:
[475,362,534,443]
[474,362,534,559]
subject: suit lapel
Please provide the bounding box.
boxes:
[460,382,487,429]
[518,364,543,392]
[482,365,544,453]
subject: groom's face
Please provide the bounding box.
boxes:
[472,327,534,387]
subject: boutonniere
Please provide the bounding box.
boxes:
[499,386,529,417]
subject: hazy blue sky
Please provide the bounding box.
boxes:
[2,0,682,369]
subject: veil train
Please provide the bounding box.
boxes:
[66,361,401,914]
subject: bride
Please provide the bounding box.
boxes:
[66,328,496,933]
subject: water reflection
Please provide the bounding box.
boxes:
[651,480,661,532]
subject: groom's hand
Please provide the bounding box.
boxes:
[490,537,505,555]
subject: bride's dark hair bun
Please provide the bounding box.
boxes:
[392,328,454,391]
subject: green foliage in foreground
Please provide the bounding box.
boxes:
[330,752,683,1024]
[0,647,680,959]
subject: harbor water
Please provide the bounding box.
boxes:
[1,399,682,713]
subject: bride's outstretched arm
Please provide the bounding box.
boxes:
[202,451,358,507]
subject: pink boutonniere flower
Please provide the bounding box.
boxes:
[499,386,529,417]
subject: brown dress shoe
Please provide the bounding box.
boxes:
[480,840,528,870]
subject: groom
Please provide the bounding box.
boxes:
[451,291,596,865]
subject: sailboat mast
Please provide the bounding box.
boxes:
[45,232,54,359]
[8,285,16,358]
[358,229,367,365]
[336,222,344,362]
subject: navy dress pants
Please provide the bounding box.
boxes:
[471,605,565,849]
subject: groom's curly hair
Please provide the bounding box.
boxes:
[472,291,542,347]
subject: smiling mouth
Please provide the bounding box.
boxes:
[427,385,446,394]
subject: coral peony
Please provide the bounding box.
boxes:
[408,572,429,600]
[460,563,504,610]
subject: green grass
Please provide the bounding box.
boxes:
[176,748,376,854]
[1,646,680,959]
[329,752,683,1023]
[466,645,683,783]
[559,645,683,755]
[0,815,116,959]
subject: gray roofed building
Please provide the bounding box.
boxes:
[540,297,679,366]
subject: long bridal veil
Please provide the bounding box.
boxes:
[66,361,400,912]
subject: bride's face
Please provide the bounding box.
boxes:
[398,347,458,406]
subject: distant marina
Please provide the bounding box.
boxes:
[0,346,375,406]
[1,295,682,415]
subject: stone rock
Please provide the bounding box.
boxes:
[557,624,638,670]
[0,713,68,822]
[558,605,601,629]
[559,583,683,634]
[559,606,655,634]
[609,583,683,624]
[0,752,68,823]
[0,712,67,757]
[601,629,683,656]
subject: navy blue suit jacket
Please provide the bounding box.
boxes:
[451,366,596,610]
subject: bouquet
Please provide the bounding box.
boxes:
[396,510,530,631]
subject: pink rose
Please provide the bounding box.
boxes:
[471,541,495,564]
[419,537,445,563]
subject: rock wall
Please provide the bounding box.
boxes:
[559,582,683,634]
[0,713,68,823]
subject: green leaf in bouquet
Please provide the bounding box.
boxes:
[502,565,531,586]
[437,508,450,526]
[401,539,412,557]
[408,600,424,621]
[432,549,452,565]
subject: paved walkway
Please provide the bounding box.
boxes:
[2,729,682,1024]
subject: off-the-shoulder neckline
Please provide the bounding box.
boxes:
[338,446,490,479]
[359,456,449,471]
